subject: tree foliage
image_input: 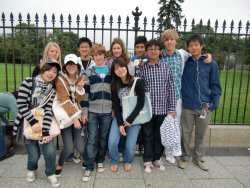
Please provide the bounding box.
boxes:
[0,24,79,64]
[176,24,248,70]
[157,0,184,32]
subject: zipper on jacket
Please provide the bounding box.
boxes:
[101,77,105,114]
[92,67,110,114]
[192,59,201,109]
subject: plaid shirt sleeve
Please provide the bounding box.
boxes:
[166,67,176,112]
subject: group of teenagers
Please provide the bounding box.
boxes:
[11,29,221,187]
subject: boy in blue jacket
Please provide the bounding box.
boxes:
[179,34,221,171]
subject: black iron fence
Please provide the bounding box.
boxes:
[0,7,249,125]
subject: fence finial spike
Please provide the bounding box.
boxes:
[10,12,14,21]
[101,15,105,24]
[109,15,113,24]
[2,13,5,20]
[126,16,130,25]
[18,13,22,20]
[207,19,210,26]
[27,13,30,23]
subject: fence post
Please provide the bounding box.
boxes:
[132,7,142,40]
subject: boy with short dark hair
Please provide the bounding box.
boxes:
[131,36,148,155]
[179,34,221,171]
[138,39,176,173]
[77,37,95,75]
[131,36,148,62]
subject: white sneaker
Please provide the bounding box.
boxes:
[135,144,140,155]
[73,156,81,164]
[47,174,60,188]
[119,153,123,162]
[144,162,154,173]
[26,170,35,182]
[166,156,176,164]
[153,159,166,171]
[97,163,105,173]
[82,170,92,182]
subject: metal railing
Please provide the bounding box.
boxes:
[0,7,249,125]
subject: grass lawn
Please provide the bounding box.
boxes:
[0,63,35,92]
[0,63,249,124]
[211,69,250,124]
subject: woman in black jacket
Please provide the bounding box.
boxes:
[108,57,145,172]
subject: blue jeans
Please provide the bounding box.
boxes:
[84,112,112,171]
[0,125,7,157]
[108,117,141,164]
[25,140,56,177]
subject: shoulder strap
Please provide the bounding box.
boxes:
[30,77,55,109]
[129,77,139,96]
[38,89,55,108]
[29,77,36,108]
[31,77,36,95]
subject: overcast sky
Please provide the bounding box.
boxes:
[1,0,249,25]
[1,0,249,48]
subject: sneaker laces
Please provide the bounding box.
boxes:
[84,171,91,176]
[155,159,163,166]
[27,171,34,176]
[144,161,153,168]
[48,175,59,184]
[73,157,81,164]
[98,163,104,168]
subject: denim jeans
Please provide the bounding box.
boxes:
[58,125,85,166]
[108,117,141,164]
[25,140,56,177]
[0,125,7,157]
[84,112,112,171]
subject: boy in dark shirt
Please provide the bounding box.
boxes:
[77,37,95,75]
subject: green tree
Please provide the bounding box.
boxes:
[157,0,184,32]
[14,23,43,64]
[177,24,241,70]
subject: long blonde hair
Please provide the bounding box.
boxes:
[40,42,62,69]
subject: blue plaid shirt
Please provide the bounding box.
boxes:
[138,61,176,115]
[161,49,183,100]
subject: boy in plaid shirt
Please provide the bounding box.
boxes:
[137,39,176,173]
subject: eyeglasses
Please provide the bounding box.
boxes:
[147,48,160,52]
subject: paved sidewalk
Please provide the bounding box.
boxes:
[0,148,250,188]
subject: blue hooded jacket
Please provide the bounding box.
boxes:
[181,56,221,111]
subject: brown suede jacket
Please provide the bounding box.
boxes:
[55,73,84,117]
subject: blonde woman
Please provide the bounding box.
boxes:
[32,42,62,77]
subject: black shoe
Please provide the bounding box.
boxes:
[55,168,62,177]
[0,151,15,161]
